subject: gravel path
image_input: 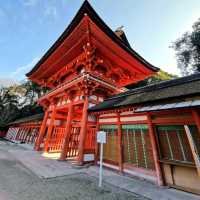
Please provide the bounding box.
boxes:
[0,140,148,200]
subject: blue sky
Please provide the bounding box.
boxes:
[0,0,200,81]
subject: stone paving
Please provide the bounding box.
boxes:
[2,140,200,200]
[0,140,146,200]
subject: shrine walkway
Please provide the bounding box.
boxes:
[0,139,199,200]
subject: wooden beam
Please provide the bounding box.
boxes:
[60,103,74,160]
[147,114,164,186]
[184,125,200,176]
[34,111,49,151]
[77,95,89,165]
[55,113,67,120]
[152,117,194,125]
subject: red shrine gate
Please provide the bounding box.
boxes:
[26,1,158,164]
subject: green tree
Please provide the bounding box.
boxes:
[172,18,200,75]
[0,88,20,128]
[0,80,47,129]
[24,81,47,102]
[12,80,47,118]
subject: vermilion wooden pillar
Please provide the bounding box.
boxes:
[35,110,49,151]
[94,115,100,165]
[77,95,89,164]
[147,114,164,186]
[60,103,74,160]
[117,112,123,172]
[44,107,56,152]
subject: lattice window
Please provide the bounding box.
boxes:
[100,125,118,163]
[122,124,155,170]
[156,125,194,163]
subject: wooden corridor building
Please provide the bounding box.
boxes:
[89,73,200,194]
[5,0,200,194]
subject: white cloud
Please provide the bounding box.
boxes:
[44,6,58,19]
[10,57,40,80]
[160,49,181,76]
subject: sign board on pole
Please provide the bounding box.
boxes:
[97,131,106,143]
[97,131,106,187]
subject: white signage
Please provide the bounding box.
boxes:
[83,154,95,162]
[97,131,106,144]
[97,131,107,187]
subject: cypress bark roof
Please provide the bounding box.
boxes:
[89,73,200,112]
[9,113,44,125]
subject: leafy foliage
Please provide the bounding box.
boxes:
[0,81,47,129]
[0,88,19,128]
[172,18,200,75]
[126,70,177,89]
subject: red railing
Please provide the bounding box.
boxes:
[6,126,40,144]
[48,127,66,152]
[84,126,96,152]
[67,126,80,157]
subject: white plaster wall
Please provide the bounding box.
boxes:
[99,118,118,123]
[120,115,147,122]
[120,111,133,116]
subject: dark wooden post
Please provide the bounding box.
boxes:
[188,109,200,176]
[147,114,164,186]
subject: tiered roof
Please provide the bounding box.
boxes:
[27,0,158,88]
